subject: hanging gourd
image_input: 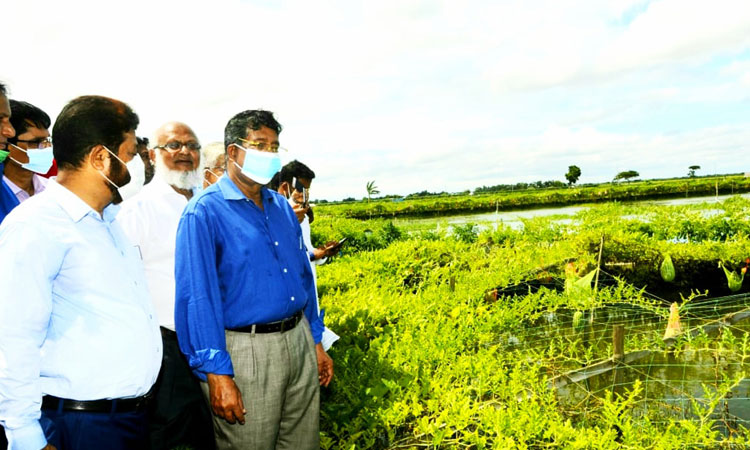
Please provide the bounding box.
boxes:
[719,261,745,292]
[660,254,676,282]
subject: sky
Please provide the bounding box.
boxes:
[3,0,750,201]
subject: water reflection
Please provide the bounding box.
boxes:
[396,193,750,232]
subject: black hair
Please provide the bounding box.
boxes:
[224,110,282,150]
[137,136,149,148]
[269,160,316,190]
[0,82,7,96]
[8,100,51,142]
[52,96,139,170]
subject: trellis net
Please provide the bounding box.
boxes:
[492,267,750,440]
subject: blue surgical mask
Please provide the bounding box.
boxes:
[9,143,54,174]
[231,144,281,185]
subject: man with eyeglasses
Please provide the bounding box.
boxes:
[0,95,161,450]
[270,161,341,351]
[118,121,214,450]
[175,110,333,450]
[0,100,51,224]
[0,81,13,450]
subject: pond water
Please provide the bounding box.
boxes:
[395,193,750,232]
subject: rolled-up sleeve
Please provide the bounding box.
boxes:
[174,207,234,381]
[0,221,58,450]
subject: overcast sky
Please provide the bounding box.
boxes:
[3,0,750,200]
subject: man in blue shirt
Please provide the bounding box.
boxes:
[0,82,18,225]
[0,95,162,450]
[3,100,53,205]
[175,110,333,450]
[0,81,15,450]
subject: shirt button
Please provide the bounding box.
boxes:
[291,296,295,301]
[283,268,288,273]
[274,241,279,246]
[149,314,153,319]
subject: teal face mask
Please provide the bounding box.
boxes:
[9,143,54,174]
[0,149,8,164]
[231,144,281,185]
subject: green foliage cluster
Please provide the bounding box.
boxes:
[316,176,750,220]
[315,196,750,448]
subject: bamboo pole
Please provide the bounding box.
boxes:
[613,324,624,361]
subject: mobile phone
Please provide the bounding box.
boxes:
[327,237,347,250]
[293,177,309,208]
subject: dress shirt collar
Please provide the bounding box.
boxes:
[46,180,120,223]
[3,173,48,200]
[218,174,274,205]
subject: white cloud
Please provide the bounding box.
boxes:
[1,0,748,200]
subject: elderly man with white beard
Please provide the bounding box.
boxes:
[117,122,215,450]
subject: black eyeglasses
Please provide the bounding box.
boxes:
[155,141,201,153]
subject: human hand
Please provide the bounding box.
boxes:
[322,240,344,258]
[292,204,308,223]
[206,373,246,424]
[315,343,334,387]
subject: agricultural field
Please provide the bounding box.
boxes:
[315,175,750,220]
[313,196,750,449]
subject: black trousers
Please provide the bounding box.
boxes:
[149,328,215,450]
[41,406,148,450]
[0,426,6,450]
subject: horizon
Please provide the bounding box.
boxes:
[315,171,746,203]
[3,0,750,201]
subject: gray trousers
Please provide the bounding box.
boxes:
[201,318,320,450]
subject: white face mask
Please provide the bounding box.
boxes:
[98,147,146,202]
[118,155,146,201]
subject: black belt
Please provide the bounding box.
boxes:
[230,311,302,334]
[42,394,150,413]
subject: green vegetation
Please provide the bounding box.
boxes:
[366,180,380,203]
[565,165,581,186]
[316,175,750,220]
[614,170,640,182]
[315,196,750,448]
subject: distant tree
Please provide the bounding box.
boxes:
[565,165,581,186]
[614,170,640,182]
[366,180,380,202]
[688,165,701,177]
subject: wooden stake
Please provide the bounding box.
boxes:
[613,324,625,361]
[449,275,455,292]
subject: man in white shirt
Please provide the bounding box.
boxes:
[118,122,214,450]
[270,160,341,351]
[3,100,52,203]
[0,95,162,450]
